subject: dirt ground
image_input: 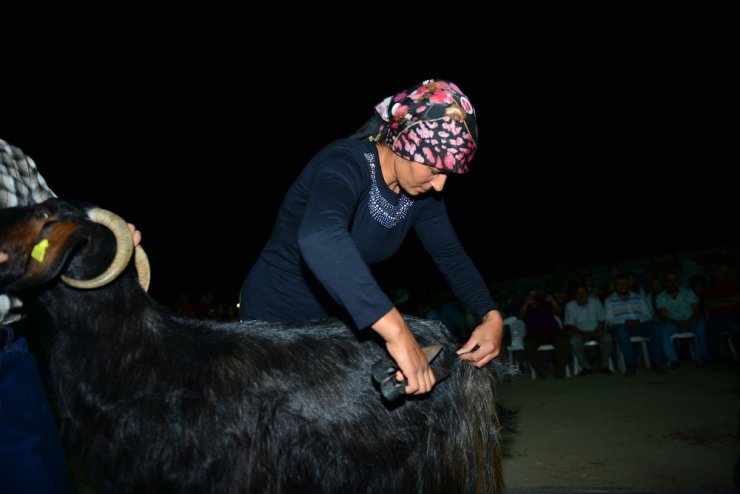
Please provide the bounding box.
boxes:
[497,362,739,493]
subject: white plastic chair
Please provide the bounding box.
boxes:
[530,345,572,379]
[722,330,738,360]
[505,318,525,373]
[530,315,571,379]
[670,331,698,361]
[571,339,615,375]
[616,335,651,372]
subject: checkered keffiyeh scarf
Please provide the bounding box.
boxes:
[0,138,56,323]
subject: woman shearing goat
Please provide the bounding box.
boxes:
[0,199,505,493]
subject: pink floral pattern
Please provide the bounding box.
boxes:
[373,79,477,174]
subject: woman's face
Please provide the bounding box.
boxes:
[395,155,448,196]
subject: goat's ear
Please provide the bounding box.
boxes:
[11,221,88,290]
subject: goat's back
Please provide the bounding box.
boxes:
[54,314,503,494]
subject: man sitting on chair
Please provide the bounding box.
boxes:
[604,274,665,375]
[564,285,612,376]
[518,287,570,379]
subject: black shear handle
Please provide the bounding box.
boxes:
[371,357,407,401]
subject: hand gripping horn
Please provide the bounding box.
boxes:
[61,208,150,291]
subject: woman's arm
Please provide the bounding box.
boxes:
[413,198,502,365]
[372,307,435,395]
[297,157,394,329]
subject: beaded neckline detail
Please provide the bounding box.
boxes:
[365,152,413,229]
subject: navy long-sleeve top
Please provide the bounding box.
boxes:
[240,139,497,329]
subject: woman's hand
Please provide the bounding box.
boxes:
[457,310,503,367]
[127,224,142,247]
[373,307,436,396]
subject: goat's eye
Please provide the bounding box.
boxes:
[37,211,49,220]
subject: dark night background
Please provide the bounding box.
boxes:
[1,19,733,308]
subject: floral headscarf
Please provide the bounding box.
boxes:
[373,79,478,174]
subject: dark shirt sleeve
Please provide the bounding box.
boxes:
[413,196,498,323]
[297,157,393,329]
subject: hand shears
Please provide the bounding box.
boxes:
[371,344,451,402]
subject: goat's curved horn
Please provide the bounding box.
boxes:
[134,245,151,292]
[61,208,134,289]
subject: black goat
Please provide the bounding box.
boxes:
[0,199,504,493]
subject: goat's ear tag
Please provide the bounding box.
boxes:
[31,239,50,263]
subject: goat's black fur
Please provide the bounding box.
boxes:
[0,200,505,493]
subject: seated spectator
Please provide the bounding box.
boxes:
[645,276,664,321]
[600,265,628,302]
[604,274,665,375]
[518,287,570,379]
[420,288,469,341]
[564,286,612,375]
[552,290,568,313]
[583,272,601,300]
[655,272,709,367]
[626,271,647,299]
[703,264,740,362]
[689,274,708,304]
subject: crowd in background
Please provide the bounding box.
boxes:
[171,250,740,378]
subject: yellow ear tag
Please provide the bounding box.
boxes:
[31,239,50,263]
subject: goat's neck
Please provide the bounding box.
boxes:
[41,272,159,339]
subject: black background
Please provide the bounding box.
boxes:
[2,17,733,305]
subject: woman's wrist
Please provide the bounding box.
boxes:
[372,307,408,343]
[481,310,502,324]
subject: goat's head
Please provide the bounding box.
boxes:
[0,199,149,293]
